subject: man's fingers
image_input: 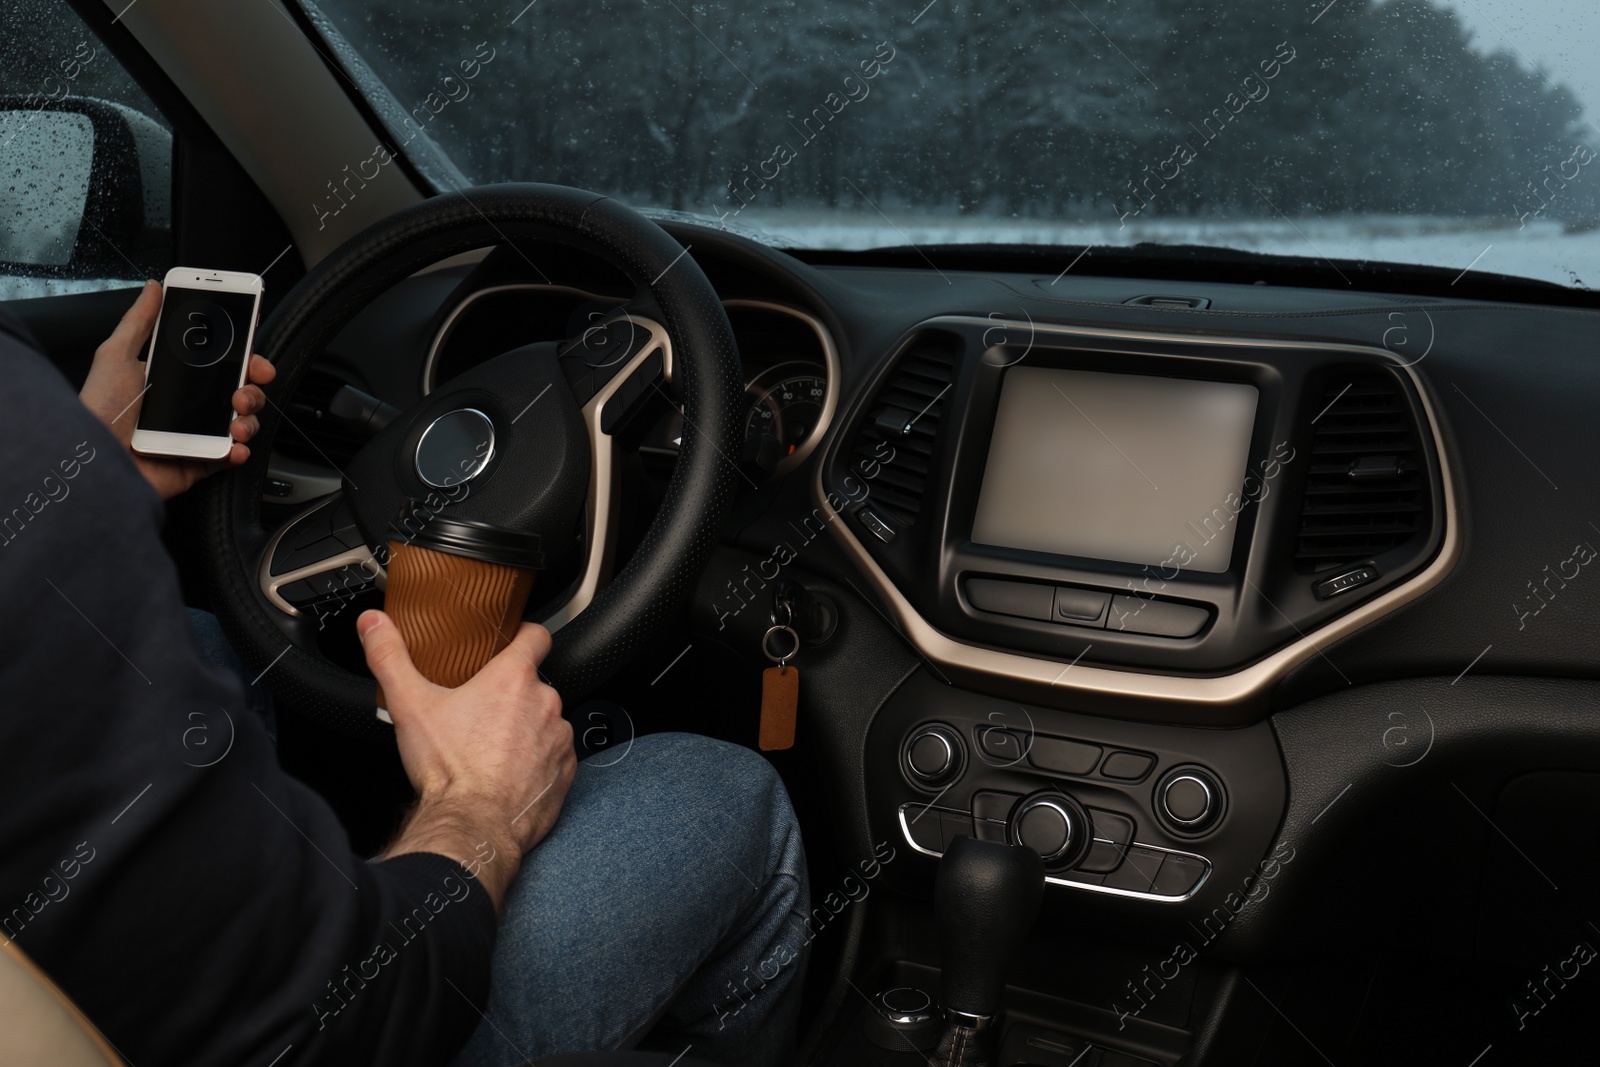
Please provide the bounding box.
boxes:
[357,610,427,709]
[233,384,265,415]
[230,414,259,442]
[99,280,162,360]
[503,622,554,670]
[246,354,276,386]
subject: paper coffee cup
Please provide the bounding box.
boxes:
[375,504,543,710]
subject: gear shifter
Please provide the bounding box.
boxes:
[933,835,1046,1067]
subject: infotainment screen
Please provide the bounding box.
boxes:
[972,367,1259,573]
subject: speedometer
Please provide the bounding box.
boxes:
[744,362,827,461]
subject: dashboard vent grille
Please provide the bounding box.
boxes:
[849,340,959,526]
[1295,372,1427,568]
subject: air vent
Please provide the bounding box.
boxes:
[277,368,369,471]
[1295,373,1427,569]
[848,338,959,526]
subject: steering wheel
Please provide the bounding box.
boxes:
[198,184,744,738]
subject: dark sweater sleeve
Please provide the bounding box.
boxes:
[0,306,497,1066]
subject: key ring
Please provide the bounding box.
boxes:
[761,625,800,667]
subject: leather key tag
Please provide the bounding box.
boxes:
[759,665,798,751]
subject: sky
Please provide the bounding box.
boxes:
[1437,0,1600,134]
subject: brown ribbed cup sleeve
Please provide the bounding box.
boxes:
[375,540,538,708]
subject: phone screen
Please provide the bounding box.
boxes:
[137,286,258,436]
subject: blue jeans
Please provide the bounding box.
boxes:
[453,732,811,1067]
[187,609,811,1067]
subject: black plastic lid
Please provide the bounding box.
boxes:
[388,502,544,570]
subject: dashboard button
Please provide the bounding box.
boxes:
[966,578,1054,621]
[1150,854,1208,897]
[1029,736,1103,776]
[1104,847,1166,892]
[1087,809,1134,846]
[1078,839,1125,873]
[1315,564,1380,599]
[858,507,896,544]
[902,724,965,789]
[1015,804,1071,859]
[939,811,973,849]
[903,808,944,853]
[976,726,1024,764]
[972,790,1019,822]
[1060,869,1105,886]
[1107,595,1209,638]
[974,819,1008,844]
[1101,750,1156,781]
[1164,777,1212,823]
[1053,586,1110,625]
[1155,766,1225,834]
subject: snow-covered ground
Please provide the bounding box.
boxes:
[726,211,1600,290]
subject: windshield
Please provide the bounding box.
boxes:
[302,0,1599,289]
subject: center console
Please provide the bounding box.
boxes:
[868,671,1285,909]
[818,316,1449,916]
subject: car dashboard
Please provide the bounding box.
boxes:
[261,220,1600,1007]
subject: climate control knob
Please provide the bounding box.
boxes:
[1008,790,1090,868]
[901,723,965,789]
[1155,766,1224,834]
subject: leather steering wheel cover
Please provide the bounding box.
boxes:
[199,184,744,737]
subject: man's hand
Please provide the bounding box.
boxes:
[359,610,577,911]
[79,279,277,501]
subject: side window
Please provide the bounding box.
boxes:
[0,1,172,300]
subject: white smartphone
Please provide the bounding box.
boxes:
[131,267,264,460]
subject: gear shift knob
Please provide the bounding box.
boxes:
[936,835,1046,1023]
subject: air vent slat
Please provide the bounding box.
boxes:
[1294,372,1428,570]
[844,340,958,527]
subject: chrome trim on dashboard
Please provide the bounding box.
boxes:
[421,283,623,395]
[722,299,841,479]
[896,804,1211,903]
[539,315,674,634]
[821,317,1461,715]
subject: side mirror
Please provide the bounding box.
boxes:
[0,95,171,281]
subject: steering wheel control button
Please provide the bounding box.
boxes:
[1107,595,1210,638]
[1155,766,1225,835]
[902,724,965,790]
[1100,750,1156,781]
[1315,563,1381,599]
[965,577,1054,621]
[1053,586,1110,626]
[415,408,496,489]
[1150,854,1209,898]
[599,349,664,434]
[1009,791,1090,868]
[1028,736,1103,777]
